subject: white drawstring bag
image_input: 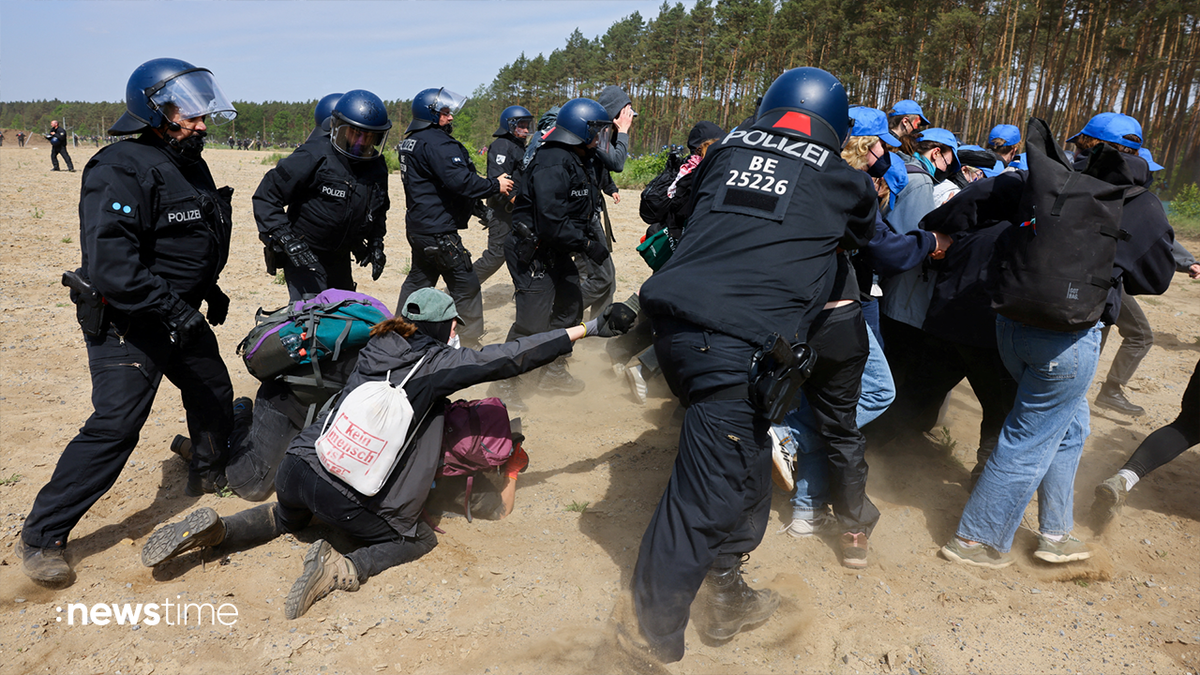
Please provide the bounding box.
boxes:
[316,354,428,496]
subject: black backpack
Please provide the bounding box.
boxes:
[638,149,686,226]
[990,118,1144,332]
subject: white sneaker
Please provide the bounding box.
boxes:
[778,513,833,539]
[626,364,648,404]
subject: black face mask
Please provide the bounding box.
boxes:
[415,318,454,345]
[168,129,207,160]
[866,148,892,179]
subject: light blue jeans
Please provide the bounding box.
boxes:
[784,326,894,519]
[955,316,1102,552]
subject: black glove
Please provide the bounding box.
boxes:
[274,230,318,269]
[360,240,386,281]
[583,239,610,265]
[164,296,207,347]
[594,302,638,337]
[205,286,230,326]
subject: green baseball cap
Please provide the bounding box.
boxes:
[401,288,460,322]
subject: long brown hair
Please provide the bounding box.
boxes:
[370,315,418,338]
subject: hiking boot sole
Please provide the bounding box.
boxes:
[1034,548,1093,563]
[142,507,223,567]
[286,540,335,619]
[940,544,1015,569]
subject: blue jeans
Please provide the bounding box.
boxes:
[784,326,894,519]
[955,316,1101,552]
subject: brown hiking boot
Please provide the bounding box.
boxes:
[141,507,227,567]
[284,540,359,619]
[21,540,72,586]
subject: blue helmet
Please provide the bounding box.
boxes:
[407,87,468,133]
[314,92,343,130]
[329,89,392,160]
[543,98,612,149]
[495,105,534,138]
[757,67,850,146]
[109,57,236,136]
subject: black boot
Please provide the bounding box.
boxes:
[538,357,586,395]
[220,503,284,549]
[141,507,226,567]
[21,539,72,586]
[703,555,780,641]
[487,377,528,412]
[1094,381,1144,416]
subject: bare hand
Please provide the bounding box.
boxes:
[614,106,635,134]
[497,173,514,195]
[611,192,621,205]
[1190,263,1200,279]
[931,231,952,259]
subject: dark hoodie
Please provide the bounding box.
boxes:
[595,85,633,172]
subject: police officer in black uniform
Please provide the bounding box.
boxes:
[629,68,876,662]
[20,58,239,586]
[490,98,613,409]
[45,119,75,171]
[474,105,533,284]
[254,89,391,301]
[396,88,513,348]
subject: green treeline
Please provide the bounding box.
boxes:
[466,0,1199,194]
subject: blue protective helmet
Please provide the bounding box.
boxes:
[109,57,236,136]
[407,87,469,134]
[314,92,343,130]
[543,98,612,148]
[495,105,534,138]
[329,89,392,160]
[757,67,851,146]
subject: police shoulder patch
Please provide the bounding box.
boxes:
[496,154,506,164]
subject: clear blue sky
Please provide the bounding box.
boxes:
[1,0,686,103]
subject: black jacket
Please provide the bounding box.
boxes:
[253,137,389,254]
[486,133,524,221]
[290,328,572,537]
[640,111,876,346]
[46,126,67,147]
[512,142,602,255]
[79,133,232,319]
[397,126,499,235]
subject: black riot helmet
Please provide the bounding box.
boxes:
[329,89,392,160]
[543,98,612,153]
[109,57,237,136]
[757,67,851,146]
[494,105,534,138]
[407,87,468,134]
[314,92,343,131]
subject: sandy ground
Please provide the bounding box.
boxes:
[1,143,1198,675]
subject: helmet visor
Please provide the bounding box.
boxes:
[587,120,614,154]
[508,116,534,138]
[332,122,389,159]
[149,69,236,126]
[431,88,468,117]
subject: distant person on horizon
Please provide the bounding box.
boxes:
[44,120,74,171]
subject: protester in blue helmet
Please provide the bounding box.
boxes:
[986,124,1021,166]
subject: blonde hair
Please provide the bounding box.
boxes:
[841,136,879,170]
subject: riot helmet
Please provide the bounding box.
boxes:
[495,105,534,139]
[314,92,343,131]
[330,89,392,160]
[543,98,612,153]
[407,88,468,134]
[109,58,236,136]
[756,67,850,146]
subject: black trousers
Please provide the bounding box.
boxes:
[473,215,512,285]
[1121,357,1200,478]
[633,318,771,662]
[50,144,73,171]
[224,393,300,501]
[274,455,438,581]
[23,318,233,550]
[503,241,582,341]
[399,232,484,343]
[802,303,879,535]
[283,248,356,302]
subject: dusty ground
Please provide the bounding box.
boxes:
[1,143,1198,675]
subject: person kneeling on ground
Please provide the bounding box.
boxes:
[141,288,634,618]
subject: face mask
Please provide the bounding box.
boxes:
[168,129,207,160]
[448,334,461,349]
[866,147,892,179]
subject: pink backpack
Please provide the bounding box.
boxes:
[439,398,514,521]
